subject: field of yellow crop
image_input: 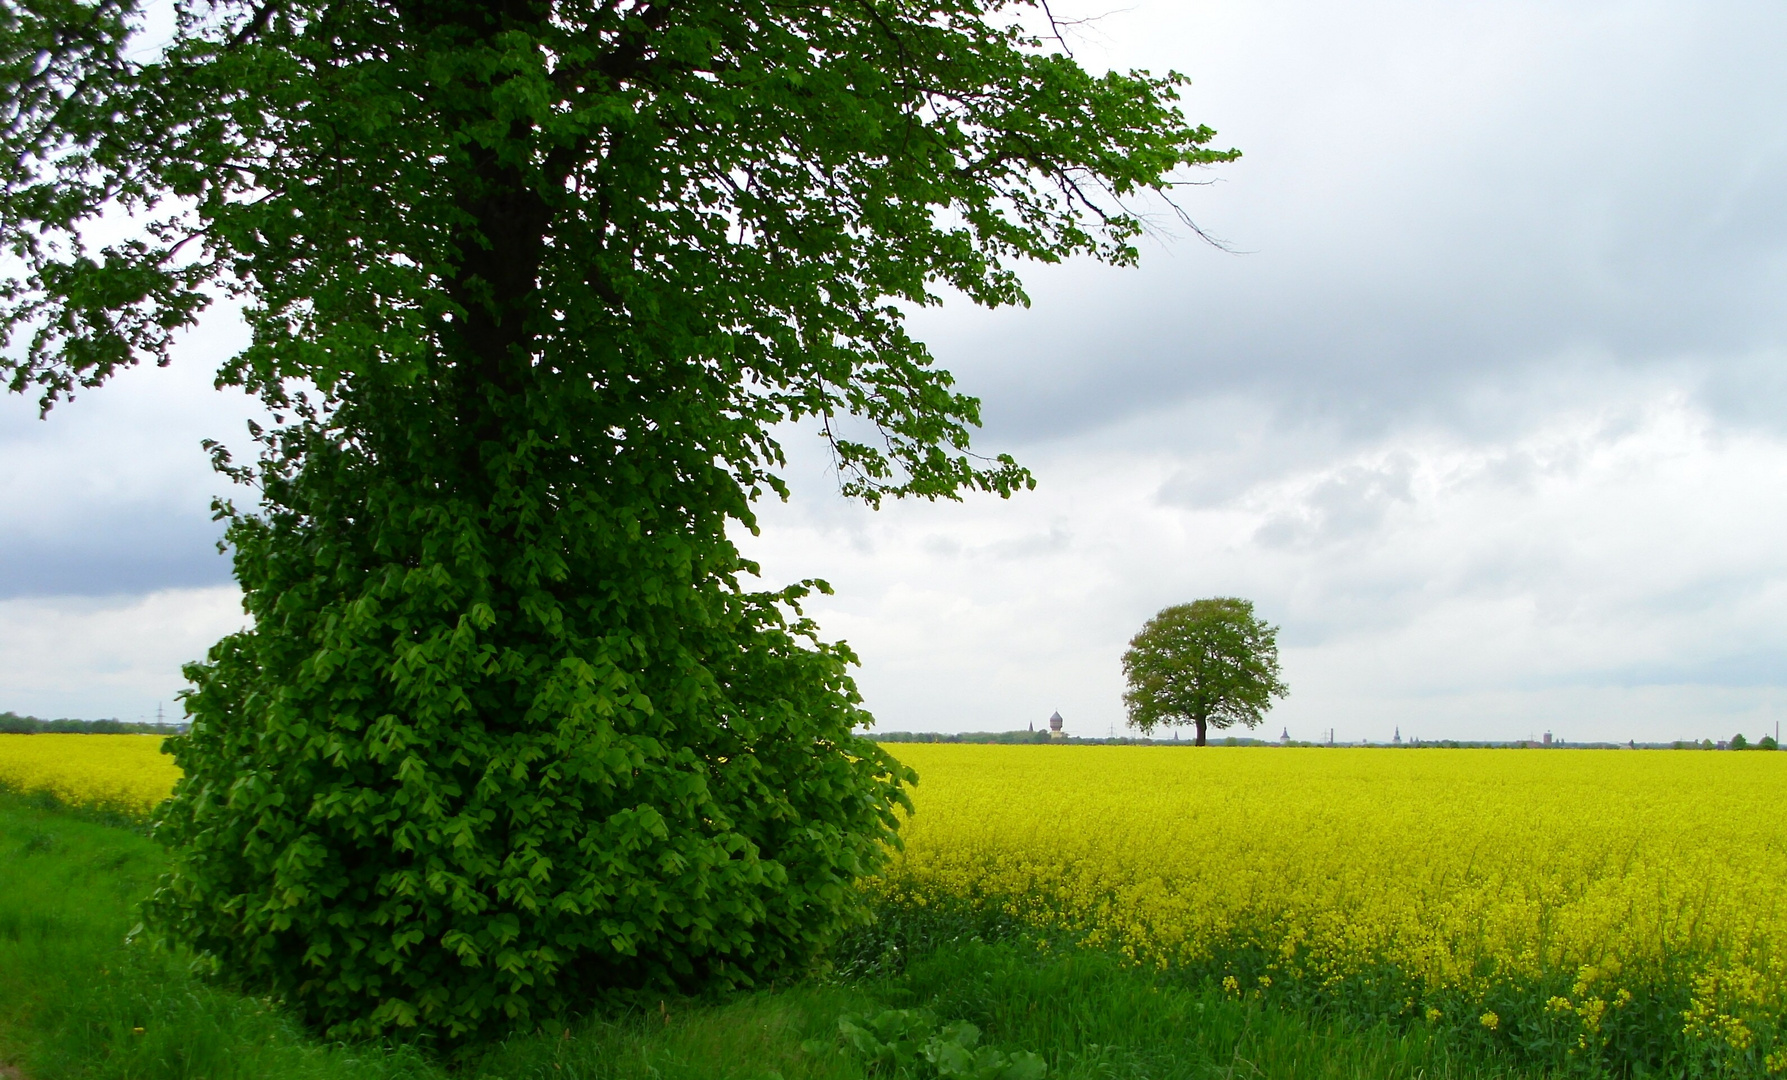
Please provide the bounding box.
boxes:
[0,733,181,815]
[5,733,1780,1070]
[876,745,1787,1074]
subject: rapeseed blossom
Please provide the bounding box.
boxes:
[876,745,1787,1071]
[6,733,1782,1069]
[0,733,179,814]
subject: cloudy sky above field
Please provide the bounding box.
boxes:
[6,0,1787,742]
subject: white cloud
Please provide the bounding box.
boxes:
[0,587,245,722]
[743,384,1787,743]
[5,0,1787,743]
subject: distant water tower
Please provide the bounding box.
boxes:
[1049,711,1064,739]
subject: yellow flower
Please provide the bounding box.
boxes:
[0,734,180,815]
[1222,975,1240,995]
[1721,1017,1754,1053]
[1578,998,1606,1032]
[1480,1011,1500,1031]
[871,743,1787,1038]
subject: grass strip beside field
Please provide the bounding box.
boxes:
[0,788,1559,1080]
[877,744,1787,1077]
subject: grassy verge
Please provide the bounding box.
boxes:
[0,790,1555,1079]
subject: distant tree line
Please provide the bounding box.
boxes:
[1681,734,1779,750]
[0,712,186,735]
[864,730,1278,746]
[866,730,1778,749]
[869,730,1058,745]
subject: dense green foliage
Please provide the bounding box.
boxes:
[1,791,1555,1080]
[0,0,1237,1042]
[1121,598,1287,746]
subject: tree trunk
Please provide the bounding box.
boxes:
[1195,717,1208,746]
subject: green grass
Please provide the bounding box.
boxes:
[0,789,1554,1079]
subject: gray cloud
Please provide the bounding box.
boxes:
[1252,456,1417,547]
[0,521,230,598]
[7,0,1787,740]
[909,0,1787,453]
[0,318,256,600]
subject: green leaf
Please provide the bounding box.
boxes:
[1,0,1235,1044]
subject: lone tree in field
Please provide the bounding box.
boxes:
[1123,599,1286,746]
[2,0,1235,1042]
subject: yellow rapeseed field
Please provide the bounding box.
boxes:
[0,733,181,815]
[5,732,1781,1066]
[876,745,1787,1069]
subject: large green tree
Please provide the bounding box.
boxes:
[1122,598,1286,746]
[1,0,1235,1041]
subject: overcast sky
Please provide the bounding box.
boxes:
[6,0,1787,742]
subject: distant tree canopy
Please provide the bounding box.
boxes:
[1,0,1234,1043]
[0,712,183,735]
[1122,599,1286,746]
